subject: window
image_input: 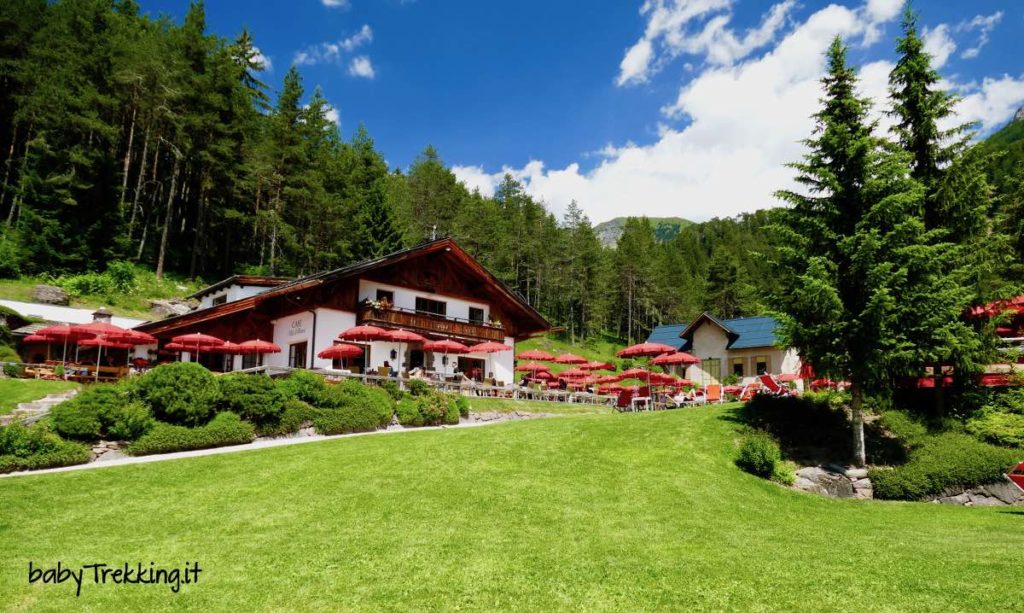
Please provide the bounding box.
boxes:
[468,307,485,324]
[755,355,769,375]
[415,297,446,317]
[242,353,259,370]
[375,289,394,304]
[212,295,227,306]
[705,358,721,383]
[289,342,308,369]
[731,358,744,377]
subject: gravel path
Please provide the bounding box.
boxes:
[0,411,558,479]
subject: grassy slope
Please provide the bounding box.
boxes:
[2,406,1023,610]
[0,379,78,415]
[516,334,628,375]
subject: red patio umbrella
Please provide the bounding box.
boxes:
[553,353,587,365]
[318,343,365,369]
[620,367,650,379]
[339,325,389,342]
[423,339,470,377]
[650,351,700,366]
[171,332,225,347]
[558,367,589,379]
[72,321,135,341]
[515,361,551,372]
[214,342,244,354]
[777,373,800,383]
[78,338,133,350]
[467,341,512,381]
[382,329,427,374]
[616,342,678,358]
[515,349,555,361]
[580,360,615,371]
[595,374,622,384]
[22,334,53,344]
[163,342,186,352]
[36,323,94,365]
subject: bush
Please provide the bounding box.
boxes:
[277,370,327,405]
[967,411,1024,448]
[379,379,404,401]
[772,460,797,486]
[218,373,286,426]
[4,363,23,378]
[406,379,430,397]
[742,393,852,459]
[396,392,459,427]
[0,238,22,278]
[105,260,137,294]
[736,431,782,478]
[869,432,1019,500]
[258,399,319,437]
[128,412,254,456]
[0,423,90,473]
[320,380,393,427]
[454,395,469,418]
[51,384,153,441]
[134,362,220,426]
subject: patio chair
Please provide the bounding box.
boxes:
[705,384,722,404]
[616,389,634,412]
[758,374,792,396]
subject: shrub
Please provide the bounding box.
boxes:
[869,432,1019,500]
[454,395,469,418]
[51,384,153,441]
[736,431,782,478]
[134,362,220,426]
[396,392,459,427]
[4,363,23,378]
[218,373,286,426]
[0,238,22,278]
[105,260,137,294]
[772,460,797,486]
[967,411,1024,448]
[406,379,430,397]
[258,399,319,437]
[0,423,90,473]
[128,412,254,456]
[277,370,327,405]
[320,380,393,427]
[379,379,404,401]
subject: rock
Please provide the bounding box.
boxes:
[794,477,827,496]
[978,481,1024,505]
[794,466,855,498]
[846,468,869,480]
[938,494,970,505]
[967,493,1003,507]
[148,299,193,319]
[1014,105,1024,123]
[31,284,69,306]
[852,478,872,490]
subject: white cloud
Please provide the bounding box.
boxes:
[455,0,1024,225]
[957,11,1002,60]
[616,0,796,86]
[293,25,373,68]
[325,105,340,125]
[321,0,349,8]
[252,47,272,72]
[347,56,376,79]
[922,24,955,69]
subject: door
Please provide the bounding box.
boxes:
[704,358,721,385]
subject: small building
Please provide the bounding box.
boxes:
[136,239,550,383]
[647,313,800,386]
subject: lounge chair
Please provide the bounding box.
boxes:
[705,384,723,404]
[758,374,792,396]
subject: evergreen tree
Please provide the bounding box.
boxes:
[772,37,945,466]
[353,179,402,259]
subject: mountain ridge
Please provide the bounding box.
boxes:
[593,216,694,248]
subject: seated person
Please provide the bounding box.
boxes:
[383,360,398,377]
[408,367,428,380]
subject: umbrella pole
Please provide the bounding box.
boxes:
[61,336,68,367]
[95,343,103,383]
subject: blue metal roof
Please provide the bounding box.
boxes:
[646,315,780,350]
[646,324,688,350]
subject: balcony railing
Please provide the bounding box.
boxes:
[357,305,506,342]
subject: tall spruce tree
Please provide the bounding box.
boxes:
[353,179,402,259]
[772,37,937,465]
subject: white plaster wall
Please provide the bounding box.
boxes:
[310,308,357,370]
[686,324,731,386]
[358,280,489,323]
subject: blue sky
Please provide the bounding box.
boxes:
[140,0,1024,223]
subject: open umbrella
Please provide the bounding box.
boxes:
[650,351,700,366]
[595,374,622,384]
[515,361,550,380]
[384,329,427,373]
[553,353,587,365]
[237,339,282,368]
[318,342,365,369]
[339,325,389,342]
[580,360,615,371]
[558,367,589,379]
[515,349,555,361]
[423,339,470,378]
[169,333,224,367]
[467,340,512,381]
[78,338,133,350]
[36,324,93,365]
[616,342,678,359]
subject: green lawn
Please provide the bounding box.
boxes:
[0,379,78,416]
[2,406,1023,610]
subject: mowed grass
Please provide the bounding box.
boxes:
[2,406,1024,611]
[0,379,78,415]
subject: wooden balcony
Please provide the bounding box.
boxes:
[357,306,506,342]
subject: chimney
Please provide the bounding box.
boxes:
[92,307,113,323]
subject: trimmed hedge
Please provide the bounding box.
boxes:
[51,384,153,441]
[217,373,286,426]
[134,362,221,426]
[320,380,394,427]
[277,370,328,406]
[257,399,320,437]
[395,392,459,427]
[406,379,430,397]
[128,412,254,456]
[0,423,90,473]
[869,411,1021,500]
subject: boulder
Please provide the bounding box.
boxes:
[148,299,193,319]
[31,284,69,306]
[977,481,1024,505]
[794,466,855,498]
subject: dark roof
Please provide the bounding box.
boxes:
[139,238,550,339]
[646,324,688,350]
[646,314,781,350]
[187,275,291,300]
